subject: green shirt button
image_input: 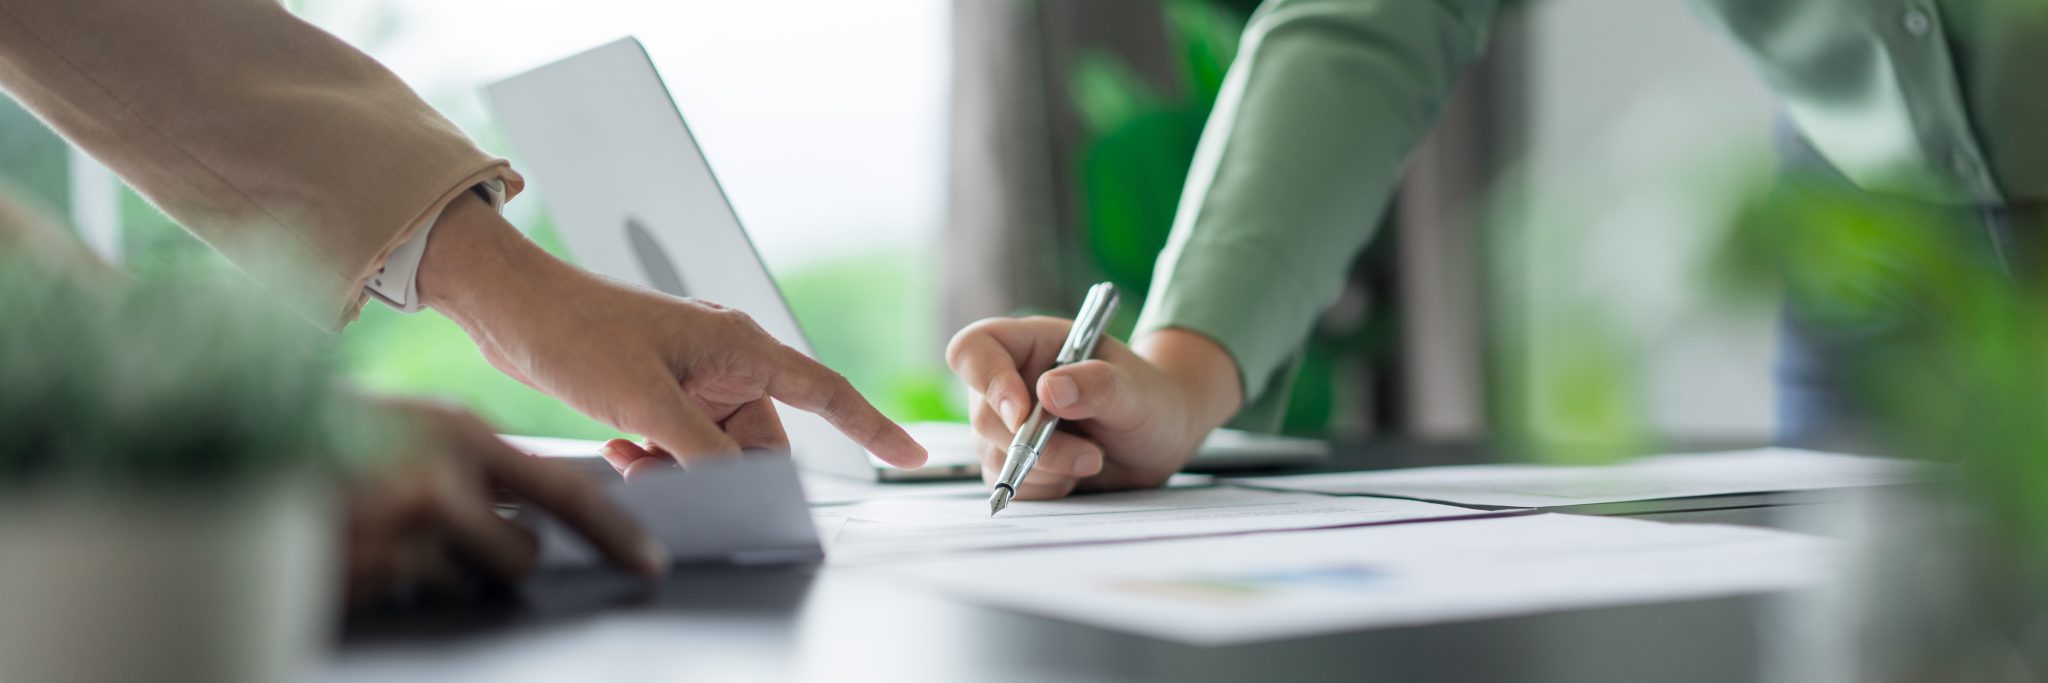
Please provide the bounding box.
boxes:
[1903,8,1932,37]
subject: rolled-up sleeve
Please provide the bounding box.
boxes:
[0,0,522,329]
[1134,0,1498,428]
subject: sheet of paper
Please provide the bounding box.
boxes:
[500,432,1226,507]
[499,434,619,481]
[499,433,994,504]
[797,476,989,506]
[526,456,822,569]
[865,421,987,470]
[799,472,1216,507]
[1224,448,1929,508]
[816,486,1504,562]
[866,513,1835,644]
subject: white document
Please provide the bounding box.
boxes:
[501,433,991,505]
[500,433,1229,507]
[498,434,609,458]
[816,486,1500,562]
[1224,448,1929,508]
[499,434,620,481]
[798,476,990,506]
[867,513,1836,644]
[800,472,1217,507]
[526,455,823,568]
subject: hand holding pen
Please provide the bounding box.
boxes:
[946,285,1248,505]
[987,283,1119,515]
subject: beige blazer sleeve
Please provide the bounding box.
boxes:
[0,0,523,329]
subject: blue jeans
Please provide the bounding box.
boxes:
[1771,121,2033,454]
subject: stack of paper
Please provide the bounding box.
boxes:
[799,472,1218,507]
[864,513,1836,644]
[1223,448,1928,508]
[816,486,1506,562]
[509,435,1873,644]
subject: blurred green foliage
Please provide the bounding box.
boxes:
[114,180,619,440]
[0,257,383,488]
[1068,0,1370,436]
[1070,0,1240,318]
[339,213,620,439]
[776,248,965,424]
[1719,173,2048,540]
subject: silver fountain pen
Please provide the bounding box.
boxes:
[989,282,1120,517]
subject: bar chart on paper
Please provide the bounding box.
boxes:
[867,514,1838,644]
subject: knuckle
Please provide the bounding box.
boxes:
[775,342,827,375]
[412,397,468,423]
[1019,315,1067,328]
[818,370,862,412]
[970,399,1011,425]
[1131,469,1175,489]
[1026,316,1078,338]
[943,325,982,368]
[1024,472,1072,488]
[694,301,755,331]
[1075,360,1116,386]
[727,313,768,340]
[726,308,765,331]
[946,318,1007,369]
[969,409,1012,442]
[983,374,1013,402]
[824,367,855,392]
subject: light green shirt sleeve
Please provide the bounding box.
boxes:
[1134,0,1501,430]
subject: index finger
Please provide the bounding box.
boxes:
[946,315,1146,382]
[945,320,1040,431]
[763,346,928,468]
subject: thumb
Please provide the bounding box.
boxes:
[1036,359,1139,426]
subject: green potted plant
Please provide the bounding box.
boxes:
[0,261,372,683]
[1503,146,2048,680]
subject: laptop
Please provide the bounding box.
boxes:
[484,37,1327,482]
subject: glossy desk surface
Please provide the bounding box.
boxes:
[329,439,1815,683]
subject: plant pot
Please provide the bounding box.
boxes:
[0,476,339,683]
[1765,487,2048,683]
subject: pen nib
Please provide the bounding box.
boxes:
[987,488,1012,517]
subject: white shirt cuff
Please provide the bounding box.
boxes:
[366,178,507,313]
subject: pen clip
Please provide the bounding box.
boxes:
[1055,283,1120,365]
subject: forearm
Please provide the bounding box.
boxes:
[1133,327,1244,440]
[1136,0,1500,418]
[413,191,928,466]
[416,192,570,333]
[0,0,518,329]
